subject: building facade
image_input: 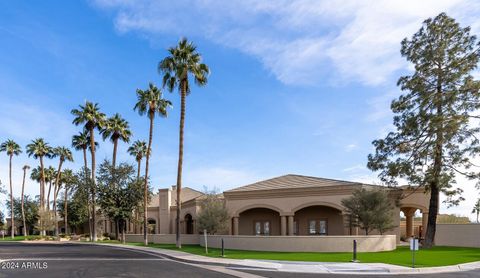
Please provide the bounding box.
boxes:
[126,174,430,240]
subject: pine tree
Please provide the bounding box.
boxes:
[368,13,480,248]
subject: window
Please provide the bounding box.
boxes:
[308,219,328,235]
[254,221,271,235]
[309,220,316,234]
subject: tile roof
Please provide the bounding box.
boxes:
[225,174,365,192]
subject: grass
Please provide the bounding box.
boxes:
[121,243,480,268]
[0,235,27,241]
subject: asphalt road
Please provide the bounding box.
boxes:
[1,242,479,278]
[0,242,236,278]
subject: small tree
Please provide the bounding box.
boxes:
[6,196,39,235]
[97,160,147,243]
[342,187,396,235]
[197,189,229,235]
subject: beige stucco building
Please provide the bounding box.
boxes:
[122,174,431,241]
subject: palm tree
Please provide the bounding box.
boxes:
[26,138,52,236]
[0,140,22,238]
[127,140,148,234]
[72,131,99,171]
[473,199,480,224]
[21,165,30,236]
[61,169,75,235]
[134,82,172,245]
[101,113,132,169]
[71,130,98,239]
[159,38,209,248]
[45,166,56,211]
[128,140,148,179]
[52,146,74,237]
[71,101,106,242]
[100,113,132,240]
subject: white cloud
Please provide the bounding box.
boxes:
[92,0,480,86]
[344,143,357,152]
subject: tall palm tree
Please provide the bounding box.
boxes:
[473,199,480,224]
[71,101,106,242]
[101,113,132,169]
[100,113,131,240]
[127,140,148,234]
[26,138,52,236]
[0,140,22,238]
[128,140,148,179]
[21,165,30,236]
[72,131,99,172]
[71,131,98,239]
[61,169,74,235]
[52,146,74,237]
[159,38,209,248]
[45,166,56,211]
[134,82,171,245]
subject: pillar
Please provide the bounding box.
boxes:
[280,216,287,236]
[406,214,413,238]
[233,217,239,235]
[422,211,428,238]
[287,216,294,236]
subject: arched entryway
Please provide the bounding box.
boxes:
[147,219,156,234]
[184,214,194,234]
[293,205,344,235]
[238,207,281,235]
[400,206,428,241]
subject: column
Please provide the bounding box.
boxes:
[406,211,414,238]
[287,216,294,236]
[422,211,428,238]
[280,216,287,236]
[233,217,239,235]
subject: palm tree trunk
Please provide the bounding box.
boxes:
[143,114,154,246]
[9,155,14,239]
[40,156,46,236]
[113,138,119,240]
[89,126,97,242]
[21,167,27,236]
[47,180,52,211]
[112,138,118,169]
[53,160,64,238]
[175,82,187,248]
[137,159,141,180]
[64,185,68,235]
[134,159,141,235]
[83,147,93,239]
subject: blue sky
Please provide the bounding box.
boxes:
[1,0,480,219]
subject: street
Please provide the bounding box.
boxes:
[0,242,237,278]
[1,242,479,278]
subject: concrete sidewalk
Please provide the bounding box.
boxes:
[90,242,480,275]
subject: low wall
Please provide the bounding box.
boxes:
[200,235,396,252]
[435,224,480,248]
[125,234,199,245]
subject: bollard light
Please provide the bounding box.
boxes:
[351,239,359,262]
[221,238,225,257]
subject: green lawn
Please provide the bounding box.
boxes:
[123,243,480,268]
[0,236,26,241]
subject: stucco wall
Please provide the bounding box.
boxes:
[435,224,480,247]
[294,206,344,235]
[125,234,200,244]
[200,235,396,252]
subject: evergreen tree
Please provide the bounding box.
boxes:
[368,13,480,247]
